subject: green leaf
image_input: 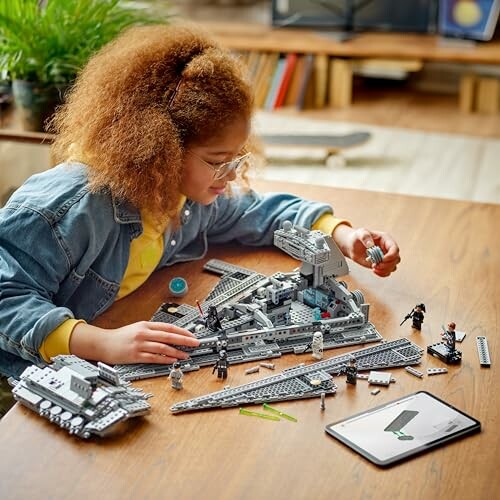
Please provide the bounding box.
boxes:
[0,0,169,84]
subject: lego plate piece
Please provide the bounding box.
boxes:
[405,366,424,378]
[368,371,393,386]
[455,331,466,342]
[427,367,448,376]
[476,336,491,367]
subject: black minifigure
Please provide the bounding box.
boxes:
[212,349,229,379]
[345,356,358,385]
[400,303,426,331]
[206,305,223,332]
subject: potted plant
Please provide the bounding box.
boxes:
[0,0,164,132]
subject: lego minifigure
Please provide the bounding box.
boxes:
[169,362,183,390]
[427,322,462,364]
[311,331,324,360]
[212,349,229,379]
[345,356,358,385]
[400,303,426,331]
[442,322,456,352]
[206,305,223,332]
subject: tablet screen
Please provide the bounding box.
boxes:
[325,391,480,467]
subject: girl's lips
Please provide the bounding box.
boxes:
[209,186,226,195]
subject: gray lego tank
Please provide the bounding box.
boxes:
[8,355,152,439]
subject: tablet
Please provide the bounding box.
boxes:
[325,391,481,467]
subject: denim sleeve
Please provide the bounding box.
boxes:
[0,206,74,366]
[206,189,333,246]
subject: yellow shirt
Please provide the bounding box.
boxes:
[38,211,349,362]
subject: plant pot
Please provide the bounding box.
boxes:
[12,80,68,132]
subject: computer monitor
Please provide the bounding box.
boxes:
[271,0,438,33]
[438,0,500,41]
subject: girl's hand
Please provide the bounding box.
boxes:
[332,224,400,277]
[70,321,200,365]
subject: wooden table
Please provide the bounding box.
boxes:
[0,181,498,500]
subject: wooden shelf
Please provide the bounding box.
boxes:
[206,22,500,64]
[204,22,500,112]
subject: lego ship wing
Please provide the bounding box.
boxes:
[170,339,423,413]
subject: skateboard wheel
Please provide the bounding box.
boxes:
[327,154,346,169]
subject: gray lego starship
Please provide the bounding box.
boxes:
[8,355,152,439]
[115,221,384,381]
[170,338,424,413]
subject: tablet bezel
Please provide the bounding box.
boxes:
[324,391,481,467]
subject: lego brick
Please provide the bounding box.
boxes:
[367,371,392,386]
[405,366,424,378]
[427,367,448,376]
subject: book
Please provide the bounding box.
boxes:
[283,55,306,107]
[273,53,298,109]
[295,53,315,110]
[265,57,286,110]
[254,52,280,108]
[314,54,329,109]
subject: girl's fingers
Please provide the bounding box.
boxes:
[147,322,198,337]
[141,340,191,360]
[137,351,178,364]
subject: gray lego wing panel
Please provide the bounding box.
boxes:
[170,338,423,413]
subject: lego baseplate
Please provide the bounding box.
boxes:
[170,338,423,413]
[8,355,152,439]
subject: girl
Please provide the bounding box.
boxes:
[0,24,400,386]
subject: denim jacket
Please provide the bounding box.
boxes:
[0,163,333,377]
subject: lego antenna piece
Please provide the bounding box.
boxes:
[263,403,297,422]
[239,408,280,421]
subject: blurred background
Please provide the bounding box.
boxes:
[1,0,499,204]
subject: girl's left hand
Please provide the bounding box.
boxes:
[333,225,401,277]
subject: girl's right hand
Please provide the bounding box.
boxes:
[70,321,200,365]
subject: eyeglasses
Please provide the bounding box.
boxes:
[188,150,252,180]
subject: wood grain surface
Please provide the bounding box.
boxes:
[0,181,498,500]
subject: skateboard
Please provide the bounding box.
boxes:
[260,131,371,154]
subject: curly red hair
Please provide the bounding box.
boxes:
[51,24,255,220]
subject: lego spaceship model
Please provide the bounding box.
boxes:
[8,355,152,439]
[116,222,384,381]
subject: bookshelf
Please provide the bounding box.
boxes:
[206,22,500,112]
